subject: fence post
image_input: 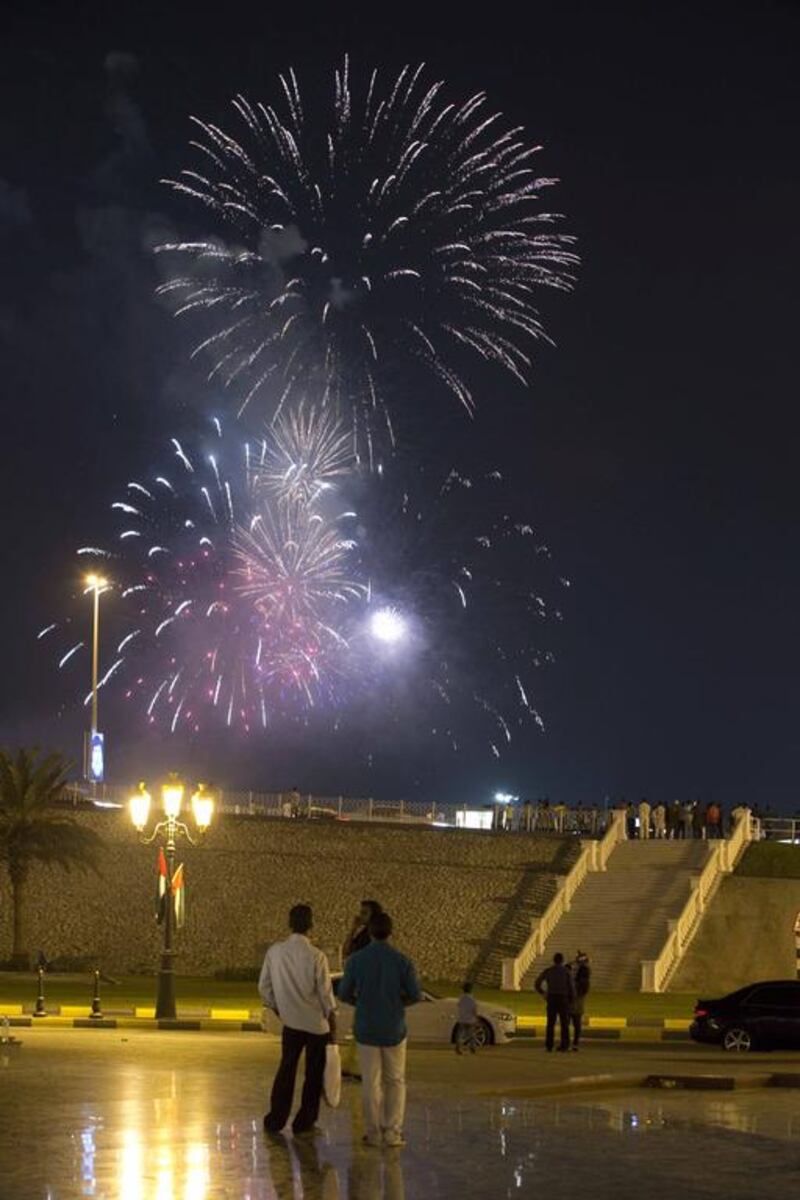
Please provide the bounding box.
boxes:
[641,960,656,992]
[368,797,373,820]
[501,958,519,991]
[399,799,404,819]
[338,795,343,819]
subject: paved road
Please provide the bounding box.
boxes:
[2,1030,800,1198]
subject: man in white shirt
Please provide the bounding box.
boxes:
[259,904,336,1136]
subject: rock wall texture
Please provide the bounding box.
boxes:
[0,810,578,985]
[669,876,800,994]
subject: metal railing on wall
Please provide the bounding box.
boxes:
[61,783,614,836]
[749,816,800,843]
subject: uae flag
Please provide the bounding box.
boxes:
[172,863,186,929]
[155,848,168,924]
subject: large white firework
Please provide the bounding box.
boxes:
[157,58,578,454]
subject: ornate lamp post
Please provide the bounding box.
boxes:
[129,776,214,1019]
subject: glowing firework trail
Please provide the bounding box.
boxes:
[158,59,578,451]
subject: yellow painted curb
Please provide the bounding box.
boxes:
[517,1015,546,1028]
[135,1006,156,1019]
[0,1004,23,1016]
[210,1008,252,1021]
[664,1019,692,1031]
[587,1017,627,1029]
[61,1006,94,1018]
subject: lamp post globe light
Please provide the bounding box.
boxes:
[129,775,214,1019]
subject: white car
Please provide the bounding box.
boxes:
[263,975,516,1046]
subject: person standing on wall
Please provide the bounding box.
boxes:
[716,802,726,839]
[534,952,575,1053]
[706,801,721,839]
[625,799,636,840]
[652,801,666,839]
[260,904,336,1137]
[682,800,694,840]
[338,911,422,1147]
[638,798,651,839]
[692,799,705,840]
[570,951,591,1050]
[341,900,384,1081]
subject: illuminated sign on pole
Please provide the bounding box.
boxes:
[84,731,105,784]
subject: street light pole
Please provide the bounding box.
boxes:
[157,812,178,1020]
[129,779,214,1021]
[91,580,100,734]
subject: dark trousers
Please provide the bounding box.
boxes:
[571,1011,583,1047]
[265,1025,328,1133]
[545,997,570,1050]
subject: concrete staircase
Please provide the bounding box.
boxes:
[521,840,713,991]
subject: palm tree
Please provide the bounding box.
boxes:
[0,747,103,968]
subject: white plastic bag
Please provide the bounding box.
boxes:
[323,1042,342,1108]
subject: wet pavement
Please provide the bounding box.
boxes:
[2,1030,800,1198]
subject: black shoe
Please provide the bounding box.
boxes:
[263,1117,284,1135]
[556,1046,568,1052]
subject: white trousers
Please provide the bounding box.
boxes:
[357,1040,407,1139]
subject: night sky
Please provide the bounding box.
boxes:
[2,2,799,807]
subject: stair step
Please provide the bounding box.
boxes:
[520,839,714,991]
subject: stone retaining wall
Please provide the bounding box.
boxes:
[669,876,800,994]
[0,810,578,985]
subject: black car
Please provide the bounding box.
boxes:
[690,980,800,1051]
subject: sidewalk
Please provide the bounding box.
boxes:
[1,1005,691,1038]
[516,1013,692,1042]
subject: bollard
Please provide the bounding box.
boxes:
[90,969,103,1019]
[33,967,47,1017]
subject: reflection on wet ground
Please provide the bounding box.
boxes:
[2,1032,800,1198]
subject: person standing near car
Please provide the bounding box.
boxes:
[341,900,384,1081]
[454,981,480,1054]
[570,951,591,1050]
[534,952,575,1052]
[260,904,337,1137]
[343,899,384,961]
[338,911,422,1147]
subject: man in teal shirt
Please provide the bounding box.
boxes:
[338,911,421,1147]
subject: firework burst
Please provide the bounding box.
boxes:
[356,461,567,757]
[41,414,364,732]
[157,58,578,455]
[251,402,355,504]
